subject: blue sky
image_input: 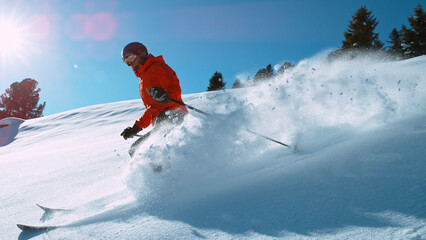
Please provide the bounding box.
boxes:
[0,0,422,116]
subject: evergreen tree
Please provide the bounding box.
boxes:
[0,78,46,120]
[0,110,7,120]
[207,71,226,91]
[342,6,383,50]
[402,4,426,57]
[277,62,295,75]
[401,25,413,56]
[253,64,274,83]
[232,77,243,89]
[265,64,274,78]
[244,76,252,87]
[387,28,404,56]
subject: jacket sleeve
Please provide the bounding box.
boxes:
[135,105,153,129]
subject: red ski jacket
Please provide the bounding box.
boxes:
[134,54,188,129]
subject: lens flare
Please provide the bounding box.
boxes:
[65,12,117,41]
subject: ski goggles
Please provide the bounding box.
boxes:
[123,54,138,66]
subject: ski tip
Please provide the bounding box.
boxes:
[17,223,58,231]
[36,204,71,213]
[36,204,54,212]
[36,203,46,210]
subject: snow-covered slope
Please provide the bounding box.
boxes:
[1,54,425,240]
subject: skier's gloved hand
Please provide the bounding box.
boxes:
[148,86,170,104]
[121,124,141,140]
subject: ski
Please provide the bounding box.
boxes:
[37,204,72,213]
[18,202,137,232]
[17,223,59,231]
[36,204,73,222]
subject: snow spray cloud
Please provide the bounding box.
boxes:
[122,53,425,205]
[241,53,426,146]
[122,93,268,205]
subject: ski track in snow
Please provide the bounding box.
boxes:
[1,54,425,239]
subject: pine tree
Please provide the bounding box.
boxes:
[387,28,404,56]
[207,71,226,91]
[342,6,383,50]
[402,4,426,57]
[265,64,274,79]
[277,62,295,75]
[253,64,275,83]
[244,76,252,87]
[0,78,46,119]
[232,77,243,89]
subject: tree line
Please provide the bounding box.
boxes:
[207,4,425,91]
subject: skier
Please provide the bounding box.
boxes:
[120,42,188,157]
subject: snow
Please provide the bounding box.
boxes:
[0,117,24,147]
[1,54,425,240]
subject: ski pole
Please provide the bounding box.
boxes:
[147,88,220,120]
[160,93,291,148]
[168,97,223,120]
[245,129,290,148]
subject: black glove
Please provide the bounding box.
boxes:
[121,124,141,140]
[148,86,170,104]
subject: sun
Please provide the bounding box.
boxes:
[0,13,29,63]
[0,21,24,54]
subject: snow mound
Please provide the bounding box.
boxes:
[0,117,24,147]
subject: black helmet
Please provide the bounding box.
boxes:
[121,42,148,59]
